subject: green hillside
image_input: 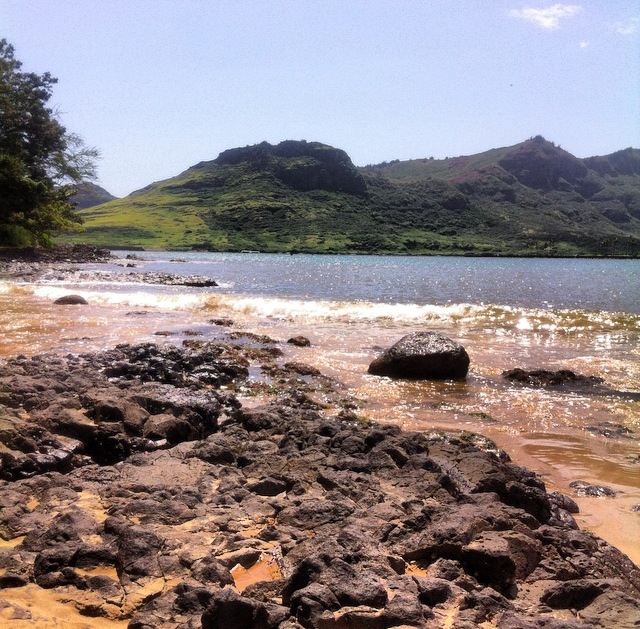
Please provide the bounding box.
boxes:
[61,137,640,257]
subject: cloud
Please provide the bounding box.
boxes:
[579,40,589,48]
[615,17,640,35]
[509,4,582,30]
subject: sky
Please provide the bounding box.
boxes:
[1,0,639,197]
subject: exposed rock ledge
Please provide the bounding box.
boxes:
[0,337,639,628]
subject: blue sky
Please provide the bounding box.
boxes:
[2,0,639,197]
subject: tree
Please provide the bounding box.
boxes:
[0,39,99,246]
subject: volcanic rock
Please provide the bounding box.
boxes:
[368,332,470,379]
[53,294,88,305]
[287,336,311,347]
[502,368,604,388]
[0,338,638,628]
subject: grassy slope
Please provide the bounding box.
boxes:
[60,138,640,256]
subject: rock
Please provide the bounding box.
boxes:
[540,579,609,609]
[549,491,579,513]
[0,338,639,628]
[248,476,288,496]
[569,480,618,497]
[217,548,262,570]
[287,336,311,347]
[124,271,218,287]
[413,576,453,606]
[172,582,216,614]
[461,530,542,594]
[283,362,321,376]
[586,422,635,439]
[184,278,218,287]
[142,413,198,444]
[190,557,235,586]
[577,589,640,628]
[210,318,234,327]
[53,294,88,305]
[381,576,426,625]
[459,587,513,625]
[289,583,341,626]
[502,368,607,390]
[201,588,275,629]
[368,332,470,379]
[0,573,29,588]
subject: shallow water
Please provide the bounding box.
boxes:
[1,252,638,563]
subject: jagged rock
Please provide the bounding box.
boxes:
[368,332,470,379]
[503,367,604,388]
[461,530,542,594]
[569,480,618,497]
[184,278,218,287]
[210,317,234,327]
[201,588,280,629]
[577,589,640,628]
[540,579,610,609]
[0,340,638,628]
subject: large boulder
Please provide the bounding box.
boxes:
[53,294,88,305]
[368,332,470,380]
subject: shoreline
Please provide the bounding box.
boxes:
[1,250,639,627]
[57,246,640,259]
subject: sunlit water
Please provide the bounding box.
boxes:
[1,252,639,563]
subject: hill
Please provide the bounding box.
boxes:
[61,137,640,256]
[71,182,117,209]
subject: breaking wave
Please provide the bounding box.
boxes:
[26,281,640,335]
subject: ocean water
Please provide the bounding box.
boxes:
[1,252,639,562]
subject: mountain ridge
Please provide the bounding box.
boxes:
[71,182,118,209]
[62,137,640,257]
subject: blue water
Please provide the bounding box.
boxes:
[115,252,640,314]
[4,250,639,561]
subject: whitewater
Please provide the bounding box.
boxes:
[0,251,638,562]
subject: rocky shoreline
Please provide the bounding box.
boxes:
[1,248,639,628]
[0,245,219,288]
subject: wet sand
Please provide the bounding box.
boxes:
[0,289,638,566]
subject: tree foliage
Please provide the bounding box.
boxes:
[0,39,99,245]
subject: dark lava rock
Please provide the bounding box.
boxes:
[368,332,470,380]
[184,278,218,287]
[503,368,604,388]
[0,337,639,628]
[122,271,218,287]
[210,318,234,327]
[504,368,640,402]
[201,588,282,629]
[287,336,311,347]
[53,294,89,305]
[541,579,609,610]
[569,480,618,497]
[586,422,635,439]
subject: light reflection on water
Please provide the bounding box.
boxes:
[0,252,639,563]
[261,315,640,563]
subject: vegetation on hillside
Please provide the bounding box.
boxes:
[71,182,117,210]
[0,39,99,246]
[63,137,640,257]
